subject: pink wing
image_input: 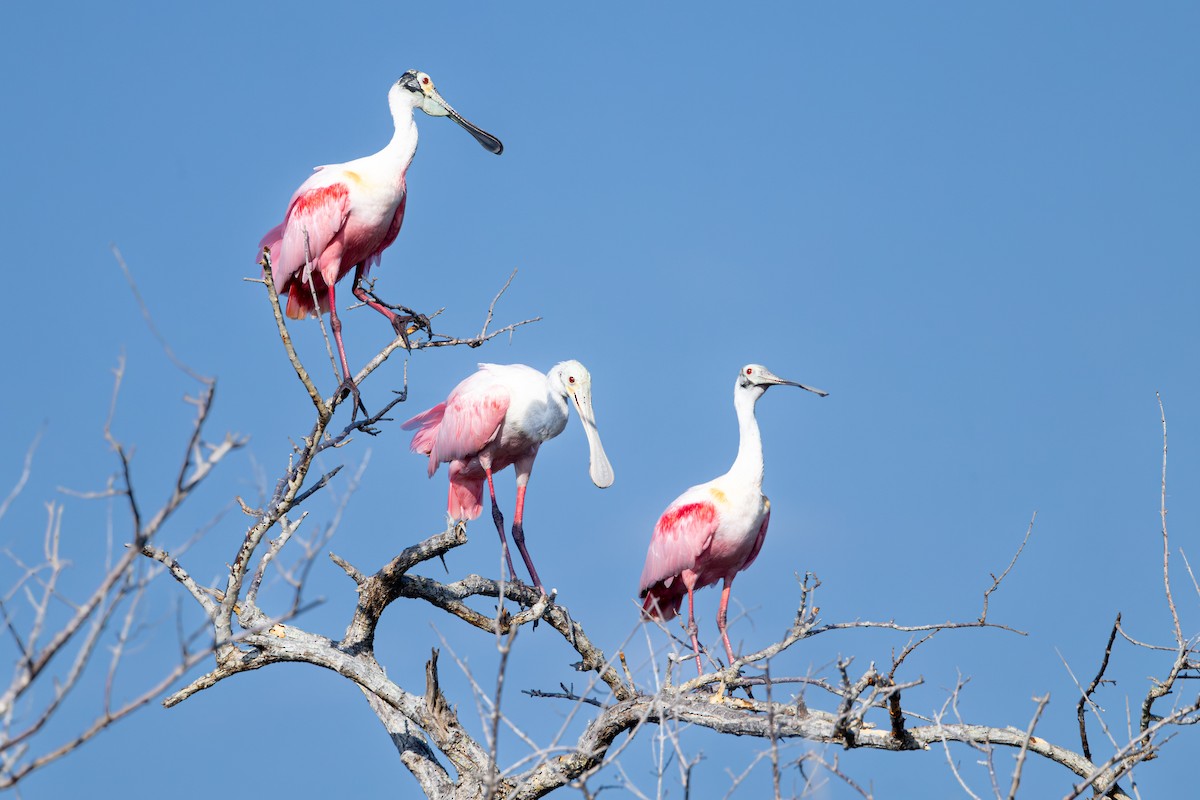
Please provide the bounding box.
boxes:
[740,499,771,572]
[401,402,447,460]
[403,370,510,477]
[276,181,352,288]
[400,388,496,520]
[432,376,510,469]
[257,172,353,320]
[258,221,285,262]
[638,500,718,595]
[639,500,719,620]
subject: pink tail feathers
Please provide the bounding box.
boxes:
[400,405,481,519]
[447,462,484,521]
[283,279,331,320]
[401,403,448,477]
[640,581,684,622]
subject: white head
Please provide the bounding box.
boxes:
[736,364,828,400]
[393,70,504,154]
[549,360,615,489]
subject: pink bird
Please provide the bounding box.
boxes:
[639,364,827,673]
[259,70,502,403]
[403,362,615,593]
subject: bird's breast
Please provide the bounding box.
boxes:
[503,393,568,444]
[708,484,767,548]
[340,153,406,209]
[350,179,405,223]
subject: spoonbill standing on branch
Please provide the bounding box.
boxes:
[639,364,827,674]
[403,362,615,594]
[258,70,502,404]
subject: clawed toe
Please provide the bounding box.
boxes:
[336,376,369,421]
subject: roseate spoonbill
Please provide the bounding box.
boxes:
[639,364,827,674]
[258,70,502,403]
[403,361,614,593]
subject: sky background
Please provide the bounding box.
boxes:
[2,2,1198,797]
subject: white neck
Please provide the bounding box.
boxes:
[727,385,765,487]
[381,90,420,176]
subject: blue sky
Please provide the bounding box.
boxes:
[2,2,1198,797]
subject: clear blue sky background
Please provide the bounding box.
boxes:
[2,3,1198,797]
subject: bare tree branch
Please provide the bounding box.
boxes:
[114,270,1198,800]
[0,367,241,788]
[1077,613,1122,762]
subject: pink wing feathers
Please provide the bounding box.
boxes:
[401,402,447,464]
[638,501,719,621]
[427,376,510,470]
[401,370,511,476]
[402,369,512,521]
[259,177,352,320]
[277,180,351,283]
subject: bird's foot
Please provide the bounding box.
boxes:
[335,376,369,422]
[713,660,755,700]
[352,281,433,347]
[530,582,550,630]
[705,687,756,709]
[725,667,755,700]
[526,588,555,632]
[390,311,432,350]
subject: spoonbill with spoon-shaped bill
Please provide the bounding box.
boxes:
[403,361,614,594]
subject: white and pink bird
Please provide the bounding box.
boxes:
[259,70,502,400]
[639,364,827,674]
[403,362,614,594]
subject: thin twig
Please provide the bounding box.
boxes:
[1006,694,1049,800]
[111,244,212,385]
[1078,613,1121,762]
[981,512,1035,623]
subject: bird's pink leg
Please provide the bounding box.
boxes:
[323,280,366,419]
[351,266,429,350]
[717,579,737,666]
[510,483,546,595]
[484,468,518,580]
[683,573,703,675]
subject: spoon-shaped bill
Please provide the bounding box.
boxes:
[569,383,614,489]
[422,92,504,155]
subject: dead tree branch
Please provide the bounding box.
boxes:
[131,272,1197,800]
[0,360,242,789]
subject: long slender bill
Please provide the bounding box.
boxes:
[423,92,504,155]
[570,383,614,488]
[762,368,828,397]
[781,380,828,397]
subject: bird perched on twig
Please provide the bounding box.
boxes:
[639,364,827,674]
[403,361,615,594]
[259,71,502,408]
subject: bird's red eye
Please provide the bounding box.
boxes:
[745,368,753,375]
[422,76,430,85]
[568,376,576,384]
